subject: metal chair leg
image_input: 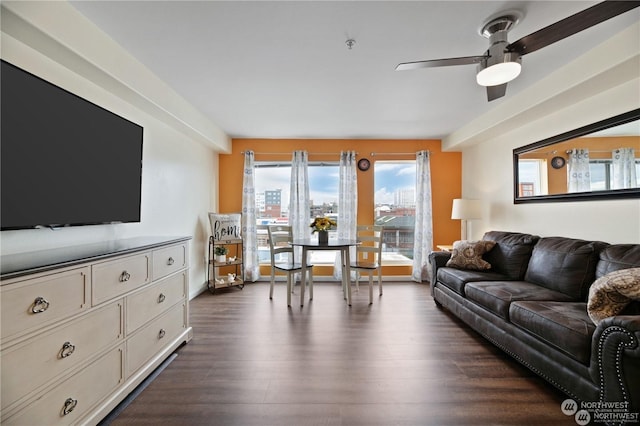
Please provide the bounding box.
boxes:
[269,270,275,299]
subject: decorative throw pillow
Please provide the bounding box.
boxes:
[445,240,496,271]
[587,268,640,325]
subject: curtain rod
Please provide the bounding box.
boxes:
[240,151,430,156]
[565,149,630,154]
[240,151,358,156]
[530,149,619,155]
[370,151,430,156]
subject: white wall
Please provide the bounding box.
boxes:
[463,84,640,243]
[0,2,226,297]
[448,23,640,244]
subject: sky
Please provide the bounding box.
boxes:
[373,161,416,204]
[254,160,416,210]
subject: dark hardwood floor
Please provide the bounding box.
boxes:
[107,281,575,425]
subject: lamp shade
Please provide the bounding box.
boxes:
[476,52,521,87]
[451,199,482,220]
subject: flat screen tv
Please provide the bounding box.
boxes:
[1,60,144,230]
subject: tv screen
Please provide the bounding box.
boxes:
[1,60,143,230]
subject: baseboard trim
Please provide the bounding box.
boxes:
[97,352,178,425]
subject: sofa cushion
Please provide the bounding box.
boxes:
[594,244,640,317]
[587,268,640,325]
[437,267,509,296]
[596,244,640,278]
[446,240,496,271]
[524,237,609,300]
[510,301,595,365]
[482,231,539,280]
[466,281,574,320]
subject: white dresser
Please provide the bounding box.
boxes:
[0,237,192,425]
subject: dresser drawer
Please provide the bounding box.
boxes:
[1,267,89,344]
[1,300,123,411]
[126,272,187,334]
[92,253,150,305]
[152,243,187,280]
[127,302,187,377]
[2,345,124,426]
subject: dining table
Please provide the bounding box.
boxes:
[290,238,360,307]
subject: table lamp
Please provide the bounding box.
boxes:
[451,199,482,240]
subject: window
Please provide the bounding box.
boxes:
[589,161,610,191]
[590,159,640,190]
[518,159,548,196]
[254,162,339,264]
[374,161,416,266]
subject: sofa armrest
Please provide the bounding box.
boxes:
[590,315,640,414]
[428,251,451,296]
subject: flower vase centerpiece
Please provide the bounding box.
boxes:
[310,216,337,244]
[214,246,228,263]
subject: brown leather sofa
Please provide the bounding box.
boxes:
[429,231,640,423]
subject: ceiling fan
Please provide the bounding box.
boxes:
[396,1,640,101]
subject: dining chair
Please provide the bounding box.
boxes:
[267,225,313,307]
[351,225,383,304]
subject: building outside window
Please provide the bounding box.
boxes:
[263,189,282,218]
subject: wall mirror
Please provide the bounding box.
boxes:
[513,109,640,203]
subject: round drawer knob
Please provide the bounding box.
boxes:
[158,329,166,339]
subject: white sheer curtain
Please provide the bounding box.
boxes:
[333,151,358,280]
[612,148,637,189]
[412,151,434,283]
[241,150,260,281]
[289,151,310,265]
[567,149,591,192]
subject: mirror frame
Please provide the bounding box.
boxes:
[513,108,640,204]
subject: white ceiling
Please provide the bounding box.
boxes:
[69,1,639,141]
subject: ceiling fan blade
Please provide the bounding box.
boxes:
[487,84,507,102]
[395,55,486,71]
[508,1,640,56]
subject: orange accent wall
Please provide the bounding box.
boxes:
[218,139,462,277]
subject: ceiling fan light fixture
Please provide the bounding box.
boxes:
[476,53,521,86]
